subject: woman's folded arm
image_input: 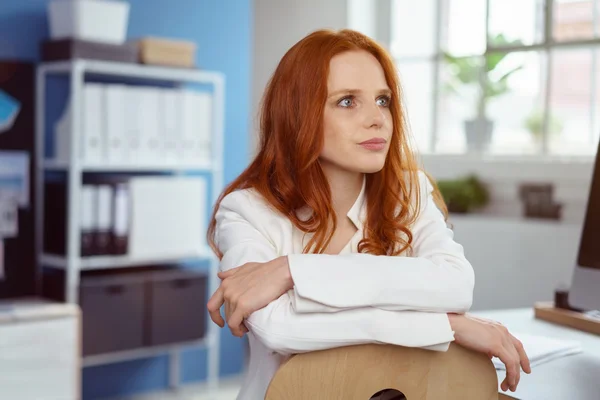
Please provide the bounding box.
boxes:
[215,190,456,356]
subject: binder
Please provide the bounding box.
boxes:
[159,88,181,164]
[95,185,113,256]
[104,85,128,165]
[123,86,141,165]
[112,181,129,255]
[180,90,212,164]
[80,185,97,257]
[82,84,105,164]
[135,87,161,164]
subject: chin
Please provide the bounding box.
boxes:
[349,160,386,174]
[353,154,387,173]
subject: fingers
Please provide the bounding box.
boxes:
[512,336,531,374]
[499,338,521,392]
[218,269,236,279]
[206,287,225,328]
[228,301,248,338]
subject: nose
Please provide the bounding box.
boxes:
[365,102,385,129]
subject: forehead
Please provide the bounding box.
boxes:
[327,50,389,91]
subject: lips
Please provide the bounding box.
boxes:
[359,138,387,151]
[359,138,387,145]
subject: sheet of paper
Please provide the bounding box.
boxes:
[0,150,29,208]
[0,199,17,238]
[492,332,582,370]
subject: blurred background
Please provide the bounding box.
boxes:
[0,0,598,399]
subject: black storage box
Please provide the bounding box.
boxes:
[146,269,208,346]
[41,39,138,63]
[79,272,146,356]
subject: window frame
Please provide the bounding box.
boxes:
[382,0,600,160]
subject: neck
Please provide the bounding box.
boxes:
[320,162,364,220]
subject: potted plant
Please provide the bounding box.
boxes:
[523,109,564,147]
[443,34,524,152]
[437,175,490,214]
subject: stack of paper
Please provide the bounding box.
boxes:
[492,332,582,370]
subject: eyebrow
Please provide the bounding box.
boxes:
[327,88,392,99]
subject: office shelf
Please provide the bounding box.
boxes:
[82,335,214,367]
[40,249,214,271]
[82,335,214,368]
[36,59,224,392]
[40,59,224,84]
[43,158,216,173]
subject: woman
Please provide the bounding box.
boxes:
[206,29,530,400]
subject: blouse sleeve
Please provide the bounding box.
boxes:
[288,172,474,314]
[213,190,455,356]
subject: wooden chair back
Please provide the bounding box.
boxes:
[265,343,502,400]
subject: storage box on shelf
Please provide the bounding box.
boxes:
[35,59,224,391]
[43,266,208,361]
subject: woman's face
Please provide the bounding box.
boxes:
[320,50,393,175]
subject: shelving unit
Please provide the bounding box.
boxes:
[35,59,224,392]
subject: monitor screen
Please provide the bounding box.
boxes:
[577,139,600,270]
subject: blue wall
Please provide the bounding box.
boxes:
[0,0,252,398]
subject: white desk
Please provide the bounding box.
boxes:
[473,308,600,400]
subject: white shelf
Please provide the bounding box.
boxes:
[82,335,213,368]
[41,249,214,271]
[36,58,225,389]
[43,159,215,173]
[40,59,225,85]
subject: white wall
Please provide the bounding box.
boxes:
[449,214,581,311]
[252,0,349,152]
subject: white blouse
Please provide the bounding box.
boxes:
[213,171,475,400]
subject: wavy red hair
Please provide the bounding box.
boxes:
[208,29,447,257]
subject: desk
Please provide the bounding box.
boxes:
[473,308,600,400]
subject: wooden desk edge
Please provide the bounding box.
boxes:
[534,301,600,336]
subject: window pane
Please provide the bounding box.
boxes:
[488,0,545,46]
[441,0,487,56]
[553,0,596,41]
[436,56,484,153]
[397,62,434,152]
[391,0,436,58]
[548,48,596,155]
[486,51,546,154]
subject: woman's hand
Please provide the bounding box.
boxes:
[448,313,531,393]
[206,256,294,337]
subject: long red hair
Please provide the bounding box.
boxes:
[208,29,447,257]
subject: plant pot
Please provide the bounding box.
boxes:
[48,0,130,45]
[464,118,494,153]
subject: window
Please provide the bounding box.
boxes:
[390,0,600,156]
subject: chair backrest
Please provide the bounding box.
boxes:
[265,343,500,400]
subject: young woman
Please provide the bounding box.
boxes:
[206,29,530,400]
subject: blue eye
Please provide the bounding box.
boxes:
[377,96,391,107]
[338,97,354,108]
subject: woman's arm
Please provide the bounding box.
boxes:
[288,171,473,314]
[213,190,455,355]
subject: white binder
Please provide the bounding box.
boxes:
[180,90,212,164]
[104,84,128,165]
[122,86,141,165]
[82,84,105,164]
[135,87,161,164]
[159,88,181,165]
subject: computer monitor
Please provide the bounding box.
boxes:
[570,137,600,311]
